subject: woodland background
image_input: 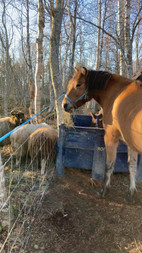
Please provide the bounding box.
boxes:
[0,0,142,125]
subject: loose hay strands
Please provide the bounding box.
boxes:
[62,110,74,127]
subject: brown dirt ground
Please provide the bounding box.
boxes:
[1,113,142,253]
[25,167,142,253]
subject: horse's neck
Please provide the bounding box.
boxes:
[89,73,132,109]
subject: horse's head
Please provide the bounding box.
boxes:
[62,67,88,112]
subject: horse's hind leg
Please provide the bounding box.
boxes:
[101,127,120,197]
[127,148,138,195]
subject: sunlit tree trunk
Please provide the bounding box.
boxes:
[49,0,64,126]
[35,0,45,123]
[115,38,119,73]
[26,0,35,121]
[99,0,107,68]
[48,62,55,113]
[135,0,140,73]
[96,0,101,70]
[62,0,72,88]
[0,0,11,116]
[68,0,77,79]
[124,0,133,77]
[29,78,35,122]
[135,26,140,73]
[117,0,125,75]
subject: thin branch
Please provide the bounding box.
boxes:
[131,16,142,42]
[75,14,119,45]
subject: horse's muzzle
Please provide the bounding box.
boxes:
[62,102,72,112]
[63,103,68,111]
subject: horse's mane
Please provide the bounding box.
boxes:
[87,70,112,91]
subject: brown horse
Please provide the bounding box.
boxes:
[62,67,142,197]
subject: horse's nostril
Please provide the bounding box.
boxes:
[64,103,68,111]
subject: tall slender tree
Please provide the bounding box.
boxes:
[26,0,35,120]
[0,0,12,116]
[124,0,132,77]
[117,0,125,75]
[96,0,101,70]
[68,0,77,79]
[35,0,45,122]
[46,0,65,126]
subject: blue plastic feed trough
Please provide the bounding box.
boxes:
[71,115,92,127]
[56,115,142,181]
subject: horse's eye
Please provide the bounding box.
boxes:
[76,83,81,88]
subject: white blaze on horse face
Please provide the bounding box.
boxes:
[62,97,74,111]
[62,87,75,111]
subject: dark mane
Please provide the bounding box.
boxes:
[87,70,112,91]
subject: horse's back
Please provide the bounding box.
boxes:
[113,81,142,153]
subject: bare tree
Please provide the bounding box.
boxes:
[0,0,12,116]
[45,0,65,126]
[117,0,125,75]
[62,0,73,88]
[35,0,45,122]
[124,0,132,77]
[68,0,77,79]
[96,0,101,70]
[77,0,142,76]
[26,0,35,120]
[135,0,141,73]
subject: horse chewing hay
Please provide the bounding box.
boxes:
[62,67,142,198]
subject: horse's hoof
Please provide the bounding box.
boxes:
[96,187,109,198]
[125,190,138,204]
[96,188,104,198]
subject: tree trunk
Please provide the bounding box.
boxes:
[117,0,125,75]
[62,0,72,88]
[49,0,64,127]
[35,0,45,123]
[49,71,55,113]
[26,0,35,121]
[99,0,107,68]
[135,26,140,73]
[29,78,35,122]
[96,0,101,70]
[68,0,77,79]
[1,0,11,116]
[135,0,140,73]
[124,0,133,77]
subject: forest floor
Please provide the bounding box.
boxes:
[1,112,142,253]
[25,167,142,253]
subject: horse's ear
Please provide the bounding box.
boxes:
[81,67,88,76]
[74,67,79,72]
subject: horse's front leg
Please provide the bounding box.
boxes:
[101,128,120,197]
[127,147,138,196]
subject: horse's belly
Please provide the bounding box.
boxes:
[126,112,142,153]
[113,90,142,153]
[127,120,142,153]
